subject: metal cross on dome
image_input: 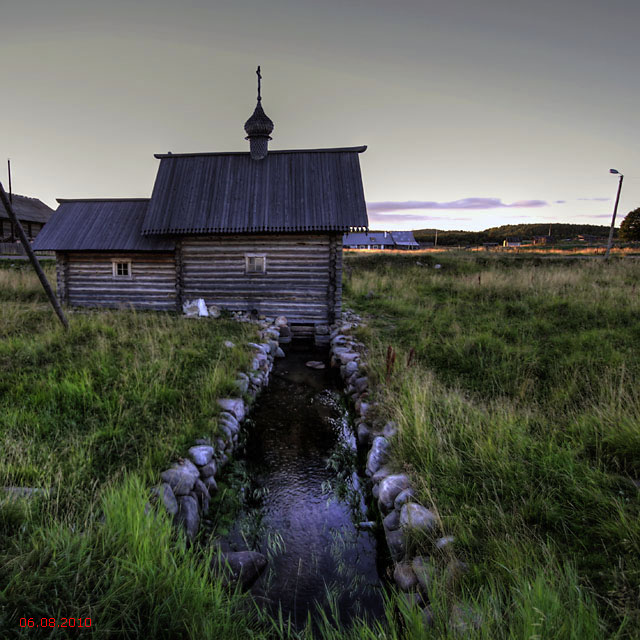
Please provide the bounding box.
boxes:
[257,66,262,101]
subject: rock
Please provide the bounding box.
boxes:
[305,360,326,370]
[217,453,229,468]
[151,483,178,517]
[199,460,217,478]
[393,562,418,592]
[378,474,411,511]
[175,495,200,540]
[450,604,481,634]
[188,445,214,466]
[195,298,209,316]
[218,398,246,422]
[180,458,201,477]
[208,305,222,318]
[343,360,359,377]
[400,503,438,534]
[249,374,263,388]
[412,556,436,592]
[333,348,359,364]
[248,342,270,355]
[315,324,330,335]
[372,465,394,483]
[357,521,376,530]
[435,536,455,552]
[274,316,288,327]
[354,376,369,393]
[383,509,401,532]
[202,475,218,495]
[192,478,210,513]
[219,423,234,442]
[385,527,406,562]
[234,377,249,394]
[215,437,226,451]
[223,340,235,348]
[213,550,268,590]
[194,437,212,446]
[182,300,199,317]
[160,465,197,496]
[366,436,391,477]
[357,423,371,446]
[358,401,370,418]
[275,347,285,358]
[383,421,398,438]
[372,483,380,499]
[394,487,416,510]
[219,411,239,431]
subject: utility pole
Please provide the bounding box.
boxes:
[434,229,438,247]
[605,169,624,260]
[0,181,69,329]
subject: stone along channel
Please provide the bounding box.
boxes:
[213,341,385,627]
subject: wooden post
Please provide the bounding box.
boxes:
[0,181,69,329]
[605,174,624,260]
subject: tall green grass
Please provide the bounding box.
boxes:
[344,252,640,637]
[0,264,268,638]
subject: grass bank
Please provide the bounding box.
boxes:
[344,251,640,638]
[0,262,268,637]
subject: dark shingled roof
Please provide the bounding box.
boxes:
[142,147,369,234]
[32,199,175,251]
[1,194,55,224]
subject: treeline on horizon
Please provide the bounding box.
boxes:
[413,223,616,246]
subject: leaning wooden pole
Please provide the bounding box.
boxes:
[0,181,69,329]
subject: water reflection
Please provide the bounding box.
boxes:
[217,341,385,628]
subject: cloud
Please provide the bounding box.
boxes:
[555,200,567,204]
[578,197,610,201]
[578,213,613,219]
[366,198,548,212]
[368,212,472,223]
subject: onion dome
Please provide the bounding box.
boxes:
[244,100,274,139]
[244,66,273,160]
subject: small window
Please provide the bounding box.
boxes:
[112,261,131,277]
[245,254,266,274]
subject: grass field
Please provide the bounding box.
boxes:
[344,250,640,638]
[2,255,639,638]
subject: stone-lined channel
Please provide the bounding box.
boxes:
[213,341,386,628]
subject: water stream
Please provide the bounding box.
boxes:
[213,341,386,628]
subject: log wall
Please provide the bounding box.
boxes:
[180,234,342,325]
[60,252,177,310]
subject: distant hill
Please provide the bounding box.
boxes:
[413,223,614,246]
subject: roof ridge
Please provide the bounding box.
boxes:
[56,198,150,203]
[154,145,367,159]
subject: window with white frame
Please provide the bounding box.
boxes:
[112,260,131,277]
[245,254,266,274]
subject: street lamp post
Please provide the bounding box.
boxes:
[604,169,624,260]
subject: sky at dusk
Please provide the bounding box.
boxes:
[2,0,639,231]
